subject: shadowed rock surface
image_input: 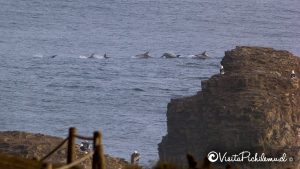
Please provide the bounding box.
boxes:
[158,46,300,169]
[0,131,128,169]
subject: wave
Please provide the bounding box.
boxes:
[33,54,44,58]
[79,55,88,59]
[186,55,197,58]
[91,54,106,59]
[79,54,106,59]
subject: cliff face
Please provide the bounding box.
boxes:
[158,46,300,168]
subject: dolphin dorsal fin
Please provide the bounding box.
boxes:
[104,53,109,58]
[90,53,95,58]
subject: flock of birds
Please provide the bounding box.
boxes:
[44,51,210,59]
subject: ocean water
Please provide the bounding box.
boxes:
[0,0,299,164]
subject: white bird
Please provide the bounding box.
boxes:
[291,70,296,78]
[220,64,225,74]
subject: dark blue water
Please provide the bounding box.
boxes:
[0,0,299,164]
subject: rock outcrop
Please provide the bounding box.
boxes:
[158,46,300,169]
[0,131,128,169]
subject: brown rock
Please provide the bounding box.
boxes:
[158,46,300,169]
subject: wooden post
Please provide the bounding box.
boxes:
[67,127,76,164]
[46,163,52,169]
[92,131,105,169]
[43,163,52,169]
[93,131,100,150]
[92,131,99,169]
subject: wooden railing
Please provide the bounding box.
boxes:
[40,127,105,169]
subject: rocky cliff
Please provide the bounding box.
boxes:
[158,46,300,168]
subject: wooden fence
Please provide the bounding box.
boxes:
[40,127,105,169]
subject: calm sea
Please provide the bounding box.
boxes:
[0,0,299,164]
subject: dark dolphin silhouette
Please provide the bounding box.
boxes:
[103,53,109,59]
[88,53,96,59]
[135,51,151,58]
[193,51,209,59]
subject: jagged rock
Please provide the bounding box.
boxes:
[158,46,300,169]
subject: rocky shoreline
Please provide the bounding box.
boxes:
[0,131,128,169]
[159,46,300,169]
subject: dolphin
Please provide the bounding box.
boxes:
[88,53,96,59]
[135,51,151,58]
[161,53,180,58]
[193,51,209,59]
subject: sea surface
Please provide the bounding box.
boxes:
[0,0,299,164]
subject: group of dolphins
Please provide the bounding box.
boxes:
[47,51,209,59]
[47,53,109,59]
[135,51,209,59]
